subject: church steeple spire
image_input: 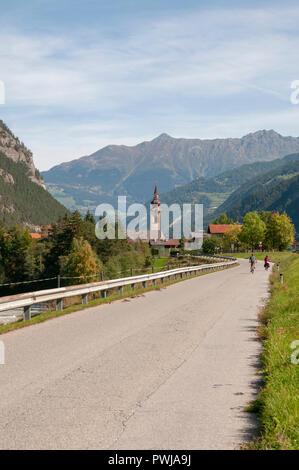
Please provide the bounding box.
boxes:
[151,183,160,206]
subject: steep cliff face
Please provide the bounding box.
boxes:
[0,120,45,188]
[0,120,67,227]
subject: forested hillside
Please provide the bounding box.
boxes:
[0,150,68,227]
[159,153,299,218]
[213,159,299,232]
[160,157,292,212]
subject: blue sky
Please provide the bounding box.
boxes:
[1,0,299,170]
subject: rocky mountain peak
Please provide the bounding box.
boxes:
[0,120,45,188]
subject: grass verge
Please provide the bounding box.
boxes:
[0,263,237,336]
[152,257,169,271]
[223,252,289,263]
[244,252,299,450]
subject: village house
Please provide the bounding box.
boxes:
[207,224,242,238]
[29,225,53,240]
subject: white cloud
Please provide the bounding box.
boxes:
[1,5,299,168]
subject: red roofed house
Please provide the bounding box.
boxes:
[29,233,42,240]
[150,239,180,248]
[208,224,242,238]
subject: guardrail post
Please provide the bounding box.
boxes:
[56,298,63,311]
[168,275,171,282]
[24,305,31,321]
[101,290,107,299]
[161,277,164,284]
[82,293,88,305]
[153,279,156,286]
[118,286,123,295]
[131,283,135,291]
[180,272,183,279]
[142,281,146,289]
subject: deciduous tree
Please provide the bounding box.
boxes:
[222,225,242,251]
[61,237,100,284]
[265,212,294,250]
[239,212,266,249]
[202,237,222,255]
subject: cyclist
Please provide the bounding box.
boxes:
[264,255,270,270]
[249,253,256,273]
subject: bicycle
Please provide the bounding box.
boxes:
[264,262,270,271]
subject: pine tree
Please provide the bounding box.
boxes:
[212,213,234,225]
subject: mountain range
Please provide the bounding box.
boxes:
[1,122,298,233]
[42,130,299,212]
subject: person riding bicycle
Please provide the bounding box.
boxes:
[264,255,270,269]
[249,253,256,271]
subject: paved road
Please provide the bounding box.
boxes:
[0,259,270,449]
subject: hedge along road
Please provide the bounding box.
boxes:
[0,258,270,449]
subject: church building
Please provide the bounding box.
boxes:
[150,184,162,240]
[149,184,180,254]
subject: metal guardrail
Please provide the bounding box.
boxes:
[0,258,237,322]
[198,254,237,261]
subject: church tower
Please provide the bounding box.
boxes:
[150,184,161,240]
